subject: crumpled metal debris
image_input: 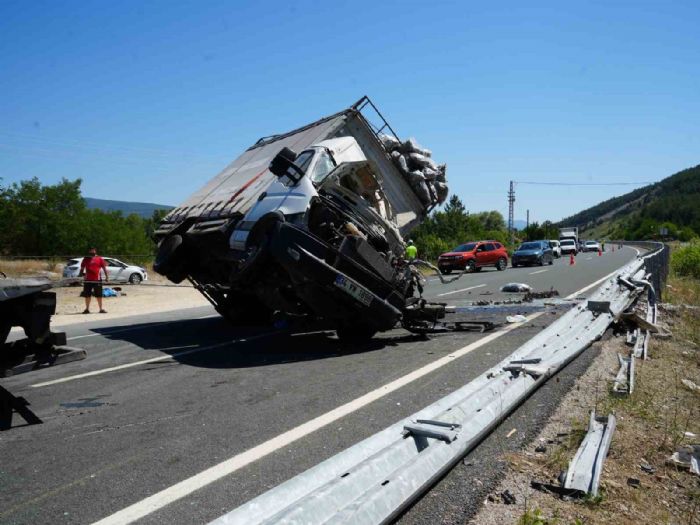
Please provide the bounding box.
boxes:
[501,283,532,293]
[667,444,700,475]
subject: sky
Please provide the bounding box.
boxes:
[1,0,698,223]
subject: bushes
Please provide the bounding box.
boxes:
[671,241,700,279]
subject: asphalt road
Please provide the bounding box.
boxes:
[0,246,638,525]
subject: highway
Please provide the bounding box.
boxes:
[0,246,637,525]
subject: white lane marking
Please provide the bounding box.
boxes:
[94,259,636,524]
[528,269,549,275]
[436,283,486,297]
[91,311,544,525]
[30,336,265,388]
[586,257,593,260]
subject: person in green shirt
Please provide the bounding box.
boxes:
[405,239,418,260]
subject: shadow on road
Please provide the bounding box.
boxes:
[91,316,426,370]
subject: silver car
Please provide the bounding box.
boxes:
[63,257,148,284]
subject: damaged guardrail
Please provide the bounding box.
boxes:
[563,410,616,497]
[210,243,666,525]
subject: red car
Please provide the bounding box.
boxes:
[438,240,509,274]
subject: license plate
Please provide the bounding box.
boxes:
[334,274,373,307]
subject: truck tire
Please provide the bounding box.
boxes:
[232,212,285,283]
[154,234,189,283]
[336,323,377,343]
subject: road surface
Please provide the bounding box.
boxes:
[0,247,637,525]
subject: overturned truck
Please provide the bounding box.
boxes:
[154,97,449,341]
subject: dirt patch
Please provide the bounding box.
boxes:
[470,301,700,524]
[49,283,210,327]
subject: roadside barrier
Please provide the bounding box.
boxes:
[210,243,668,525]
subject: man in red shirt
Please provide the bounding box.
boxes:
[79,247,109,314]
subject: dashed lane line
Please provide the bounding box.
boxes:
[528,269,549,275]
[91,311,544,525]
[436,283,486,297]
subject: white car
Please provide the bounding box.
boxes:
[583,240,601,252]
[548,240,562,258]
[63,257,148,284]
[560,239,578,255]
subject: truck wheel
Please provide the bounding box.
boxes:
[336,324,377,343]
[466,260,476,273]
[233,212,284,283]
[496,257,507,271]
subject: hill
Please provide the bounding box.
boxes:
[84,197,173,218]
[556,164,700,240]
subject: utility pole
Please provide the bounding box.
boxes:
[508,180,515,245]
[526,209,530,230]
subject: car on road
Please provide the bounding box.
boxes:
[549,239,562,258]
[560,238,578,255]
[63,257,148,284]
[511,240,554,267]
[582,240,601,252]
[437,241,508,274]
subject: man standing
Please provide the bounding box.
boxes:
[79,247,108,314]
[405,239,418,260]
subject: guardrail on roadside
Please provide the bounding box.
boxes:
[209,242,668,525]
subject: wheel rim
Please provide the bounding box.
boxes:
[131,274,142,284]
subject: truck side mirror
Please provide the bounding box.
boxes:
[269,147,305,184]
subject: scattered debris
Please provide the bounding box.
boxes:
[681,379,700,394]
[667,445,700,475]
[500,489,517,505]
[627,477,641,488]
[501,283,532,293]
[523,289,560,301]
[640,462,656,474]
[535,444,547,453]
[506,428,517,438]
[506,315,528,323]
[612,353,634,395]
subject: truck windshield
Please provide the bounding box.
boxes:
[453,243,477,252]
[309,150,336,184]
[561,240,575,246]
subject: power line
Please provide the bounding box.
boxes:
[515,181,655,186]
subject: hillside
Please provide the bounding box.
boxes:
[84,197,173,218]
[557,164,700,240]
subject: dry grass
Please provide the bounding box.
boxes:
[0,258,63,279]
[472,273,700,525]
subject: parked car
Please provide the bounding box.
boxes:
[511,240,554,267]
[583,240,601,252]
[63,257,148,284]
[549,239,562,258]
[438,241,508,274]
[560,238,578,255]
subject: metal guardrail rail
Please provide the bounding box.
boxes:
[562,410,616,497]
[210,243,666,525]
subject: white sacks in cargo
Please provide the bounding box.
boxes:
[379,133,448,207]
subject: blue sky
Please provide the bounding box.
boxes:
[1,0,698,222]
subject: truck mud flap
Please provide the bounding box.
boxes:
[269,223,401,331]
